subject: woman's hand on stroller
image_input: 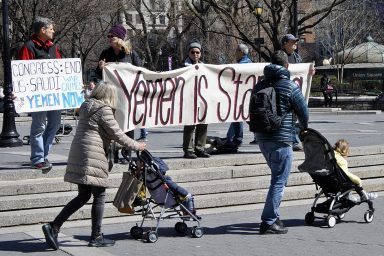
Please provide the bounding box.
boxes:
[137,142,146,151]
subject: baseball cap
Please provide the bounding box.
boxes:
[281,34,299,44]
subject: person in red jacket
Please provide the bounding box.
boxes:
[18,17,62,172]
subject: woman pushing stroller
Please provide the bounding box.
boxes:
[42,82,146,250]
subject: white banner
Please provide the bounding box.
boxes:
[12,58,84,113]
[104,62,313,132]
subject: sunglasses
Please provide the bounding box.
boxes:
[190,51,201,54]
[107,35,115,38]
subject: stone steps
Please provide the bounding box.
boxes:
[0,145,383,227]
[1,179,382,228]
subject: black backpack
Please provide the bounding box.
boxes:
[248,80,287,133]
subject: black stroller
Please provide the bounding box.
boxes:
[123,149,203,243]
[298,128,375,228]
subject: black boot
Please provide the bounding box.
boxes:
[42,223,59,250]
[89,233,115,247]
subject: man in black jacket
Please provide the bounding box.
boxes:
[255,51,309,235]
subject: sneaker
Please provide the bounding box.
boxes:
[184,152,197,159]
[360,191,378,202]
[88,234,115,247]
[31,161,52,173]
[275,218,284,227]
[195,150,210,158]
[259,221,288,235]
[45,159,53,168]
[42,223,59,250]
[249,140,258,144]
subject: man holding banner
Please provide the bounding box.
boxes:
[226,43,253,147]
[182,42,210,159]
[18,17,62,172]
[281,34,305,151]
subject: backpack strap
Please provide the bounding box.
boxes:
[271,79,292,119]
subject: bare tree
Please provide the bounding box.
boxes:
[6,0,121,72]
[185,0,350,61]
[316,0,383,84]
[121,0,196,70]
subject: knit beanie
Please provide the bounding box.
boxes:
[188,42,202,51]
[108,24,127,40]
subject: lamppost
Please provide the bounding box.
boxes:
[255,2,263,62]
[292,0,298,37]
[0,0,23,147]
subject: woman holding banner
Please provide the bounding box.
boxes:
[96,24,147,163]
[182,41,210,159]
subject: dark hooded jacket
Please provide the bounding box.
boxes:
[255,64,309,143]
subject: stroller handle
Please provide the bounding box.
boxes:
[121,148,153,163]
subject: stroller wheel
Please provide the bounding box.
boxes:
[175,222,188,235]
[130,226,143,239]
[146,231,158,243]
[23,136,30,145]
[191,226,204,238]
[326,215,337,228]
[337,213,345,220]
[304,212,315,225]
[364,210,374,223]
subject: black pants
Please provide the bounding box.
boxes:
[323,92,333,107]
[53,184,106,237]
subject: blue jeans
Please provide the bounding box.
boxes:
[259,141,293,225]
[140,128,147,138]
[164,176,189,197]
[226,122,243,145]
[30,110,62,164]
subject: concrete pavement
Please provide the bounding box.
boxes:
[0,196,383,256]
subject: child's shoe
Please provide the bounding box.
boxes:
[191,211,202,220]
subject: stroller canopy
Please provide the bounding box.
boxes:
[298,128,336,176]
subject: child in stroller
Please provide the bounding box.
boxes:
[124,149,203,242]
[136,151,200,218]
[298,128,376,228]
[333,139,377,202]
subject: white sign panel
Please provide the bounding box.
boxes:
[104,62,313,132]
[12,58,84,113]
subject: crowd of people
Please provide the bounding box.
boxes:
[15,17,376,250]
